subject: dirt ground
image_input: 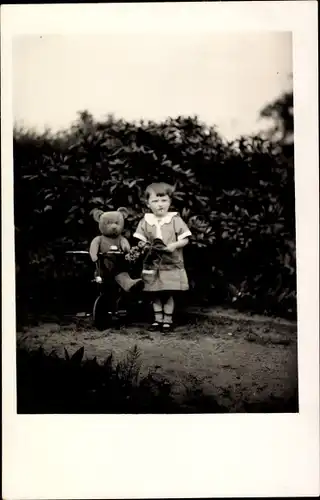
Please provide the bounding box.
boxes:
[17,306,298,412]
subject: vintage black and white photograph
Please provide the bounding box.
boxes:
[13,31,299,414]
[3,2,320,499]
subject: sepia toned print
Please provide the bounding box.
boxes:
[13,33,297,414]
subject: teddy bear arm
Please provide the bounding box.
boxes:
[89,236,101,262]
[120,236,131,253]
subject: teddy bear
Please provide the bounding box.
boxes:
[89,207,144,293]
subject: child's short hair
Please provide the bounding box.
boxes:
[145,182,175,201]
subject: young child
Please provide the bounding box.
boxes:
[133,182,191,332]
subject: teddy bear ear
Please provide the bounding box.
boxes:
[117,207,129,219]
[90,208,104,223]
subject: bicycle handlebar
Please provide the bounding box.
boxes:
[66,249,123,256]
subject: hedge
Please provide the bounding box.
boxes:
[14,104,296,321]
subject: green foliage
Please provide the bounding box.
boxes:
[14,106,296,319]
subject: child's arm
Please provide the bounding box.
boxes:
[165,215,191,252]
[165,238,189,253]
[133,217,148,243]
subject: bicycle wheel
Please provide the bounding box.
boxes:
[92,294,112,330]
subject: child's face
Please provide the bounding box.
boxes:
[147,191,171,217]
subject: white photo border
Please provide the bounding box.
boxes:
[2,2,319,498]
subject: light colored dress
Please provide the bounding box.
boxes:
[133,212,191,292]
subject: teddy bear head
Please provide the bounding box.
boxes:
[91,207,129,238]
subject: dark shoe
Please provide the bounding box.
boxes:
[162,322,173,333]
[148,322,162,332]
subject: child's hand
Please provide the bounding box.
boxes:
[165,243,177,253]
[165,239,189,253]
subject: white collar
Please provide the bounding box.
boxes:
[145,212,177,227]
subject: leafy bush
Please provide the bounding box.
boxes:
[14,103,296,320]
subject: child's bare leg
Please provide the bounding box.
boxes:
[152,296,163,324]
[163,295,174,325]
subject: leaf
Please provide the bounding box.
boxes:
[67,206,78,215]
[91,197,104,205]
[104,353,113,370]
[70,346,84,364]
[273,223,284,234]
[44,193,54,200]
[22,174,38,180]
[44,205,52,212]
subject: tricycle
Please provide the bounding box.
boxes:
[66,245,143,330]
